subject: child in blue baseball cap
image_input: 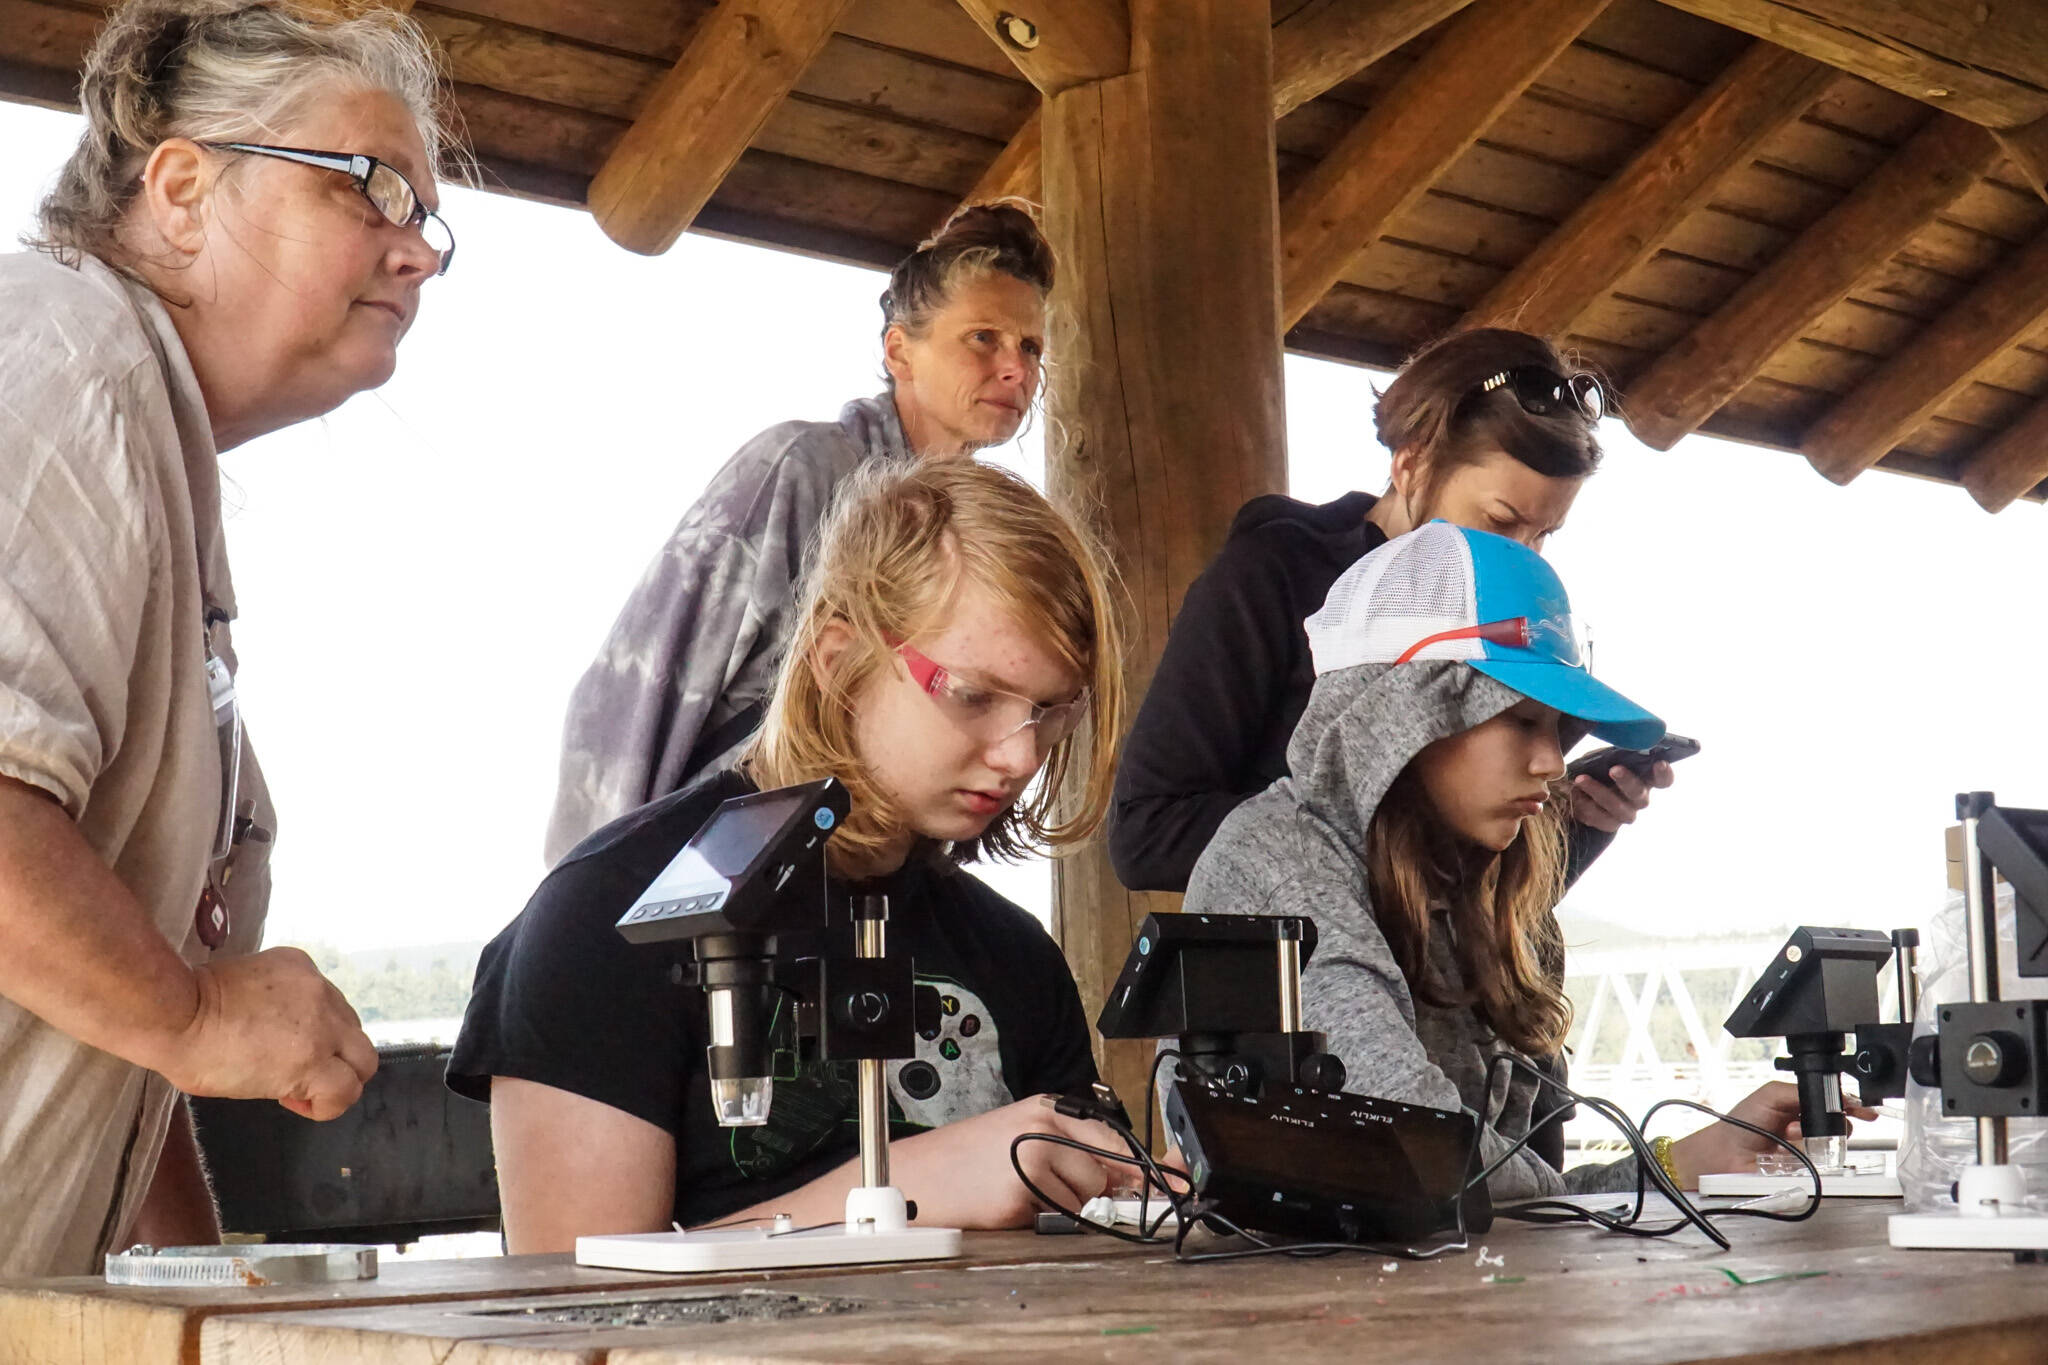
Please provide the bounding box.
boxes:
[1182,521,1874,1200]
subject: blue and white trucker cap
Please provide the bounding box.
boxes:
[1305,520,1664,748]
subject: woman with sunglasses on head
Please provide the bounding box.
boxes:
[454,460,1131,1251]
[0,0,452,1274]
[1181,523,1871,1201]
[1110,328,1670,899]
[545,203,1055,867]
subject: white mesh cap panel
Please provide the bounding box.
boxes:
[1306,522,1478,675]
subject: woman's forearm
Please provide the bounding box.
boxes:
[0,777,200,1071]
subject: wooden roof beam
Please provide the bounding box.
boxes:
[1270,0,1479,118]
[1654,0,2048,130]
[1962,396,2048,512]
[1463,40,1834,338]
[1277,0,1611,333]
[1804,229,2048,485]
[1622,115,2002,452]
[946,0,1471,225]
[587,0,853,256]
[953,1,1130,96]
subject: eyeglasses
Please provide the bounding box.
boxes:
[1472,366,1605,423]
[1396,617,1528,665]
[1394,613,1593,670]
[896,642,1090,750]
[207,142,455,276]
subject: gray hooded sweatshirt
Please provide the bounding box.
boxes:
[1183,659,1637,1201]
[546,395,911,865]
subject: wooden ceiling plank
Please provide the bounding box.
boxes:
[1269,0,1477,117]
[1463,40,1832,337]
[416,10,655,122]
[1803,228,2048,483]
[840,0,1020,78]
[0,0,106,76]
[423,1,701,61]
[1620,114,2001,450]
[1278,0,1612,332]
[952,0,1129,95]
[1654,0,2048,130]
[1962,394,2048,510]
[586,0,856,256]
[753,93,1000,196]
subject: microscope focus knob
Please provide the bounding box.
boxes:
[837,990,891,1029]
[1908,1034,1942,1089]
[1299,1053,1347,1093]
[1962,1031,2028,1088]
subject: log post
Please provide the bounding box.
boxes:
[1039,0,1288,1118]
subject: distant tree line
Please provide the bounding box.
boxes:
[296,942,476,1022]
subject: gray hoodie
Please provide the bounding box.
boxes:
[1183,659,1636,1200]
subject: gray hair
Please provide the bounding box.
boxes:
[30,0,453,275]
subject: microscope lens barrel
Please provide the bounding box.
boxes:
[706,985,774,1127]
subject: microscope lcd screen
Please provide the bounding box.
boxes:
[690,789,811,877]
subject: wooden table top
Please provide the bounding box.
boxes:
[8,1202,2048,1365]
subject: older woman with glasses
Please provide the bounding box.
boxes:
[0,0,453,1275]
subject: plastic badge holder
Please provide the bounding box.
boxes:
[104,1243,378,1287]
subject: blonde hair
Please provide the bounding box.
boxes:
[747,459,1125,869]
[31,0,452,277]
[1365,771,1572,1055]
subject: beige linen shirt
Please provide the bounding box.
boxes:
[0,251,273,1277]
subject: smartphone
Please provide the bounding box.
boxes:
[1566,733,1699,786]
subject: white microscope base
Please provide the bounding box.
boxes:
[576,1225,962,1273]
[1889,1210,2048,1252]
[1698,1171,1900,1198]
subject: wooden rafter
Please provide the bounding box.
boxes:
[1655,0,2048,130]
[1994,116,2048,206]
[1277,0,1610,332]
[1621,114,2002,452]
[302,0,417,14]
[946,0,1472,227]
[1269,0,1478,118]
[953,0,1130,96]
[1462,40,1834,338]
[587,0,853,256]
[1804,230,2048,485]
[1962,396,2048,512]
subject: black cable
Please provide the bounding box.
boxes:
[1469,1052,1822,1248]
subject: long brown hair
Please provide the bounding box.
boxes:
[1375,328,1602,517]
[746,459,1125,869]
[1364,767,1572,1055]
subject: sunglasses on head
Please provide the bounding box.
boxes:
[1471,366,1605,424]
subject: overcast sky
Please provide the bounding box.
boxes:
[5,100,2045,966]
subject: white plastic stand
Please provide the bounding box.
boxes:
[576,1186,961,1273]
[1889,1163,2048,1252]
[1698,1166,1900,1199]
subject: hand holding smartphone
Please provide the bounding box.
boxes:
[1566,733,1700,788]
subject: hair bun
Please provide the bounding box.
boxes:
[879,200,1057,341]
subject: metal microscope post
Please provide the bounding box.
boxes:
[854,895,890,1190]
[1959,793,2009,1168]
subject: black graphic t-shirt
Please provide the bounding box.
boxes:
[449,771,1098,1228]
